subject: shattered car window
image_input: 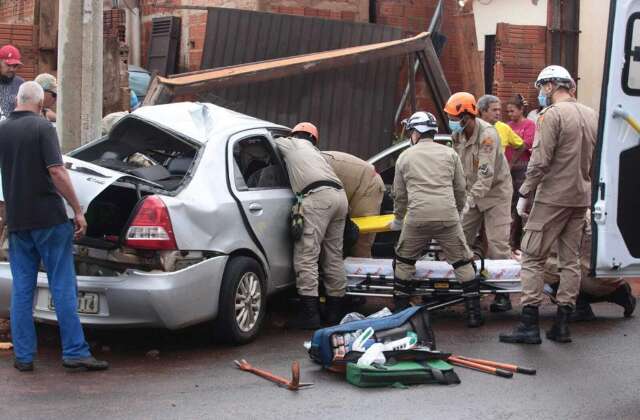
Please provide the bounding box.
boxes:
[233,137,288,190]
[69,117,199,191]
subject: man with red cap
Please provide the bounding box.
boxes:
[0,45,24,121]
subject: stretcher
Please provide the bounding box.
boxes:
[346,215,523,310]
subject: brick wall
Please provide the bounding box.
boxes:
[493,23,547,116]
[104,8,126,42]
[0,0,36,24]
[267,0,366,22]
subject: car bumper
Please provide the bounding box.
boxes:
[0,255,229,330]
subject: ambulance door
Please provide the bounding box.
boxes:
[593,0,640,276]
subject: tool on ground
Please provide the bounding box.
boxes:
[234,359,313,390]
[455,355,536,375]
[447,355,513,378]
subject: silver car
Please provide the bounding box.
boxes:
[0,102,296,344]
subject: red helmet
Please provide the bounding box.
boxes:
[291,122,319,143]
[0,45,22,66]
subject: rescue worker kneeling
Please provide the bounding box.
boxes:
[388,111,483,328]
[275,123,349,329]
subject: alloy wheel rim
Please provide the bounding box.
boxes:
[235,272,262,332]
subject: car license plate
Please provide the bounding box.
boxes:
[48,292,99,315]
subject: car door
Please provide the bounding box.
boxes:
[228,129,295,287]
[593,0,640,276]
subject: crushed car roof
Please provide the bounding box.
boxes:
[126,102,288,144]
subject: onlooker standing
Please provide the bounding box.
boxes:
[0,45,24,121]
[34,73,57,123]
[506,94,536,252]
[0,82,109,372]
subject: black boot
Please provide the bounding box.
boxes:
[546,305,572,343]
[499,305,542,344]
[286,296,322,330]
[605,283,636,318]
[462,280,484,328]
[323,296,345,326]
[490,294,513,313]
[569,293,596,322]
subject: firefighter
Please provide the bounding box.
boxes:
[275,123,349,329]
[322,151,385,258]
[444,93,513,305]
[500,65,597,344]
[544,211,636,321]
[389,111,482,327]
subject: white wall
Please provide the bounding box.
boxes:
[473,0,548,51]
[577,0,610,113]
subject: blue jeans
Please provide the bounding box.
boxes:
[9,222,90,363]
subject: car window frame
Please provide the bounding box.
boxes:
[229,133,290,192]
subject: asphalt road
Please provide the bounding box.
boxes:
[1,298,639,420]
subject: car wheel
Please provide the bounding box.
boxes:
[214,256,266,345]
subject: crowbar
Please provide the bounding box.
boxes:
[234,359,314,391]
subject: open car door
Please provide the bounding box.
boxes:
[593,0,640,276]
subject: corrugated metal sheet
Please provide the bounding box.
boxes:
[199,8,404,159]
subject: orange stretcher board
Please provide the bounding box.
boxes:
[351,214,396,234]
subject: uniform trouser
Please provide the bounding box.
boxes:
[510,167,527,250]
[462,200,512,259]
[520,203,587,307]
[9,222,91,363]
[394,220,475,283]
[349,184,385,258]
[294,188,349,297]
[543,213,625,296]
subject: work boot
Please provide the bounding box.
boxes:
[546,305,573,343]
[605,283,636,318]
[323,296,346,326]
[462,280,484,328]
[569,293,596,322]
[499,305,542,344]
[62,356,109,371]
[490,294,513,313]
[14,359,34,372]
[286,296,322,330]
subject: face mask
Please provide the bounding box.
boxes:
[538,92,548,108]
[448,119,463,134]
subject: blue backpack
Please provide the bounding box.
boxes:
[309,305,436,369]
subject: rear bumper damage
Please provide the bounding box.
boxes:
[0,255,229,330]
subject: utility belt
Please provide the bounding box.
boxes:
[289,180,357,245]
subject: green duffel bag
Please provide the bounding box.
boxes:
[346,360,460,388]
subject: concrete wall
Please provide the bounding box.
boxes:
[577,0,609,113]
[473,0,547,51]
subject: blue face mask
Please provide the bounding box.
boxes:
[538,93,548,108]
[448,119,463,134]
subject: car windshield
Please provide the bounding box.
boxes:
[69,117,200,191]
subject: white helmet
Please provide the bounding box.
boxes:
[402,111,439,134]
[535,65,575,89]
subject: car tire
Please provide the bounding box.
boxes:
[214,256,266,345]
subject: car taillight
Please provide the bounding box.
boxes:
[125,196,177,250]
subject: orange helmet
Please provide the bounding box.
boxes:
[291,122,319,143]
[443,92,478,117]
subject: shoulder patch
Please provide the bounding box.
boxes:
[481,137,494,153]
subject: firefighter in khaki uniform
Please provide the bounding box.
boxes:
[500,65,597,345]
[389,111,483,328]
[275,123,349,329]
[443,92,513,271]
[322,151,385,257]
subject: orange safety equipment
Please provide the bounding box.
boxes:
[444,92,478,117]
[292,122,319,143]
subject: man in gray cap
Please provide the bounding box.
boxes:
[35,73,57,122]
